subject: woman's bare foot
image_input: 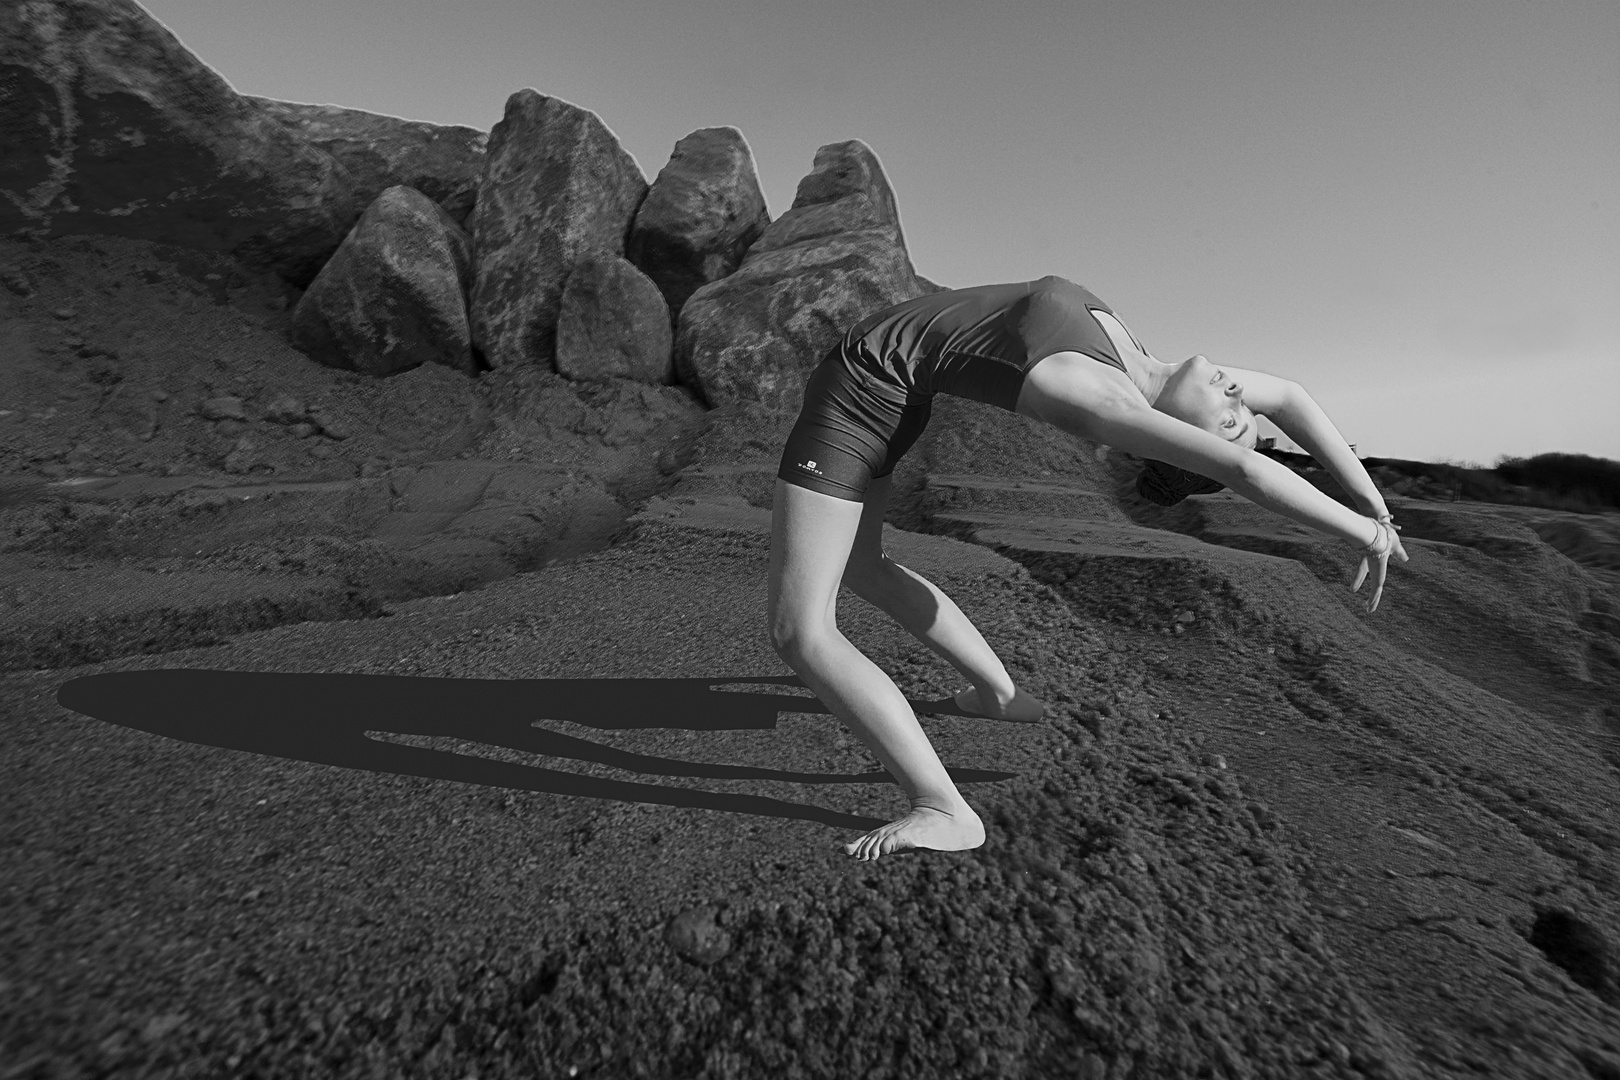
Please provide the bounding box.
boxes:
[954,685,1045,722]
[842,800,985,861]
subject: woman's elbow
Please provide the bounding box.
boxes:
[1274,380,1312,423]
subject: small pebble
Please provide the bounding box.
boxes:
[0,266,36,296]
[51,307,77,320]
[665,906,731,965]
[141,1013,185,1041]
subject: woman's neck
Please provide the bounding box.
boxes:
[1118,352,1178,406]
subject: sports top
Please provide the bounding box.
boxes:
[841,275,1140,412]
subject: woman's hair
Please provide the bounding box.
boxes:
[1135,459,1225,505]
[1136,405,1260,505]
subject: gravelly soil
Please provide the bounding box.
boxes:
[2,233,1619,1079]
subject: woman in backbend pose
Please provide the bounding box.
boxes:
[769,275,1408,862]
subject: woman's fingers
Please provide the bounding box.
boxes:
[1367,556,1388,612]
[1350,520,1406,610]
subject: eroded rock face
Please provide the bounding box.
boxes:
[627,127,770,328]
[248,97,487,228]
[555,256,673,384]
[0,4,931,403]
[674,140,921,411]
[468,91,647,372]
[291,186,475,378]
[0,0,355,286]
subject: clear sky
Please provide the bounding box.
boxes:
[136,0,1618,465]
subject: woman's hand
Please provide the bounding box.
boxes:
[1351,515,1409,613]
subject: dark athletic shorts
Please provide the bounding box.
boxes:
[775,340,935,502]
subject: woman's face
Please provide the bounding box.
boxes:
[1159,355,1257,447]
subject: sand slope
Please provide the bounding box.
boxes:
[2,235,1619,1078]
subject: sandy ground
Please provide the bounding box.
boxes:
[2,234,1619,1078]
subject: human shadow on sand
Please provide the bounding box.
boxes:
[55,669,1016,832]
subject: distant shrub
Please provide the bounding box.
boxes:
[1494,453,1620,511]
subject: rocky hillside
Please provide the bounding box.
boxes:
[3,2,1619,1079]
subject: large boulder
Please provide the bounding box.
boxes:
[554,255,673,384]
[673,140,922,411]
[0,0,356,286]
[248,96,486,228]
[626,127,770,328]
[468,91,647,372]
[290,185,475,378]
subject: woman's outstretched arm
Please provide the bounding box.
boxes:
[1086,397,1382,545]
[1092,399,1409,609]
[1260,381,1391,520]
[1019,355,1408,609]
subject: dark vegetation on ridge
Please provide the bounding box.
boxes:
[1258,446,1620,515]
[1492,453,1620,512]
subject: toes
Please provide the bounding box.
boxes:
[845,818,935,862]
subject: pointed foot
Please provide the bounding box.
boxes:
[954,685,1045,723]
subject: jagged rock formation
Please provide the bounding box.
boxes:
[467,90,648,372]
[554,255,673,384]
[674,140,923,411]
[247,97,487,228]
[627,127,772,329]
[1,1,943,413]
[290,185,476,378]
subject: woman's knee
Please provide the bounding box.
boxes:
[769,611,827,660]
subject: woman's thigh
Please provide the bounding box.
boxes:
[844,473,894,588]
[769,478,868,638]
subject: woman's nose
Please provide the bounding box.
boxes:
[1226,382,1243,397]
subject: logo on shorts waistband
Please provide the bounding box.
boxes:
[798,460,822,475]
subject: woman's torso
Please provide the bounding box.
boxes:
[842,275,1141,410]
